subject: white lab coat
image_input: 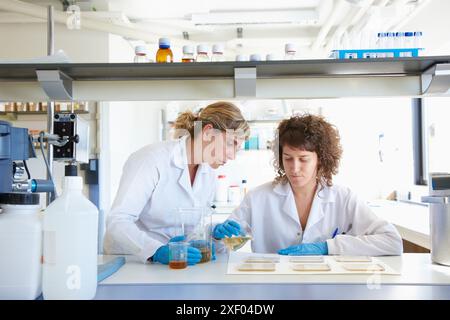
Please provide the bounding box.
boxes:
[103,136,216,263]
[229,181,403,256]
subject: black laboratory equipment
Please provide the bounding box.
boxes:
[0,120,54,196]
[0,112,90,206]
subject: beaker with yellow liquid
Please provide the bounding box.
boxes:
[222,220,253,251]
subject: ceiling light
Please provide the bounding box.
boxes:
[190,9,319,26]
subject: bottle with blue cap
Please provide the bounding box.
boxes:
[156,38,173,63]
[404,32,414,48]
[414,31,423,49]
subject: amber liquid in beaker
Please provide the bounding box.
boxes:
[182,58,195,63]
[199,247,211,263]
[156,48,173,63]
[169,260,187,269]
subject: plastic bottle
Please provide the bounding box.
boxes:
[215,175,228,202]
[284,43,297,60]
[395,32,404,48]
[404,32,414,48]
[0,193,42,300]
[156,38,173,63]
[377,32,385,49]
[42,167,99,300]
[249,54,262,61]
[182,45,195,63]
[211,44,225,62]
[196,44,210,62]
[414,31,423,49]
[386,32,395,49]
[235,54,249,61]
[241,179,248,200]
[134,45,148,63]
[228,185,241,204]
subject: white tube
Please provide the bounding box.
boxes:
[0,0,188,46]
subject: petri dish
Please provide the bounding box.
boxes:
[342,263,385,272]
[289,256,324,263]
[237,263,276,272]
[291,263,331,272]
[334,256,372,262]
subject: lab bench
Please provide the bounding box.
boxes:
[96,253,450,300]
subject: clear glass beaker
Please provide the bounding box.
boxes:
[168,242,188,269]
[178,207,213,263]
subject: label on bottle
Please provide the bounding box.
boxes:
[43,230,56,265]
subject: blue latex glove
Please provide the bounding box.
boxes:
[213,220,241,239]
[278,242,328,256]
[189,240,217,261]
[152,235,202,265]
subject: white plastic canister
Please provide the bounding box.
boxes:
[214,175,229,203]
[42,176,99,300]
[0,193,42,300]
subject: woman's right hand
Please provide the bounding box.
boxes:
[151,235,202,265]
[213,220,242,239]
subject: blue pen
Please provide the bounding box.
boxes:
[332,228,339,239]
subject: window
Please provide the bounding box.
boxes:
[423,97,450,177]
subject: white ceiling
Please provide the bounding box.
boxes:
[0,0,447,58]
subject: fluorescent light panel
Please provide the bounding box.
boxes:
[191,9,319,26]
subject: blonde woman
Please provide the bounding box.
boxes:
[214,114,403,256]
[104,102,249,264]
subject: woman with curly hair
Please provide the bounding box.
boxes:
[214,114,403,256]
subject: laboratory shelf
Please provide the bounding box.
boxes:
[0,56,449,101]
[1,56,449,80]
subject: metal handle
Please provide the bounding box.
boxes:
[421,196,450,204]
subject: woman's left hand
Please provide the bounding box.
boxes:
[278,242,328,255]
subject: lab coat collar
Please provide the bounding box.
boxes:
[273,182,337,231]
[172,136,189,169]
[173,136,213,199]
[304,185,337,236]
[273,181,336,203]
[171,136,213,174]
[274,182,301,227]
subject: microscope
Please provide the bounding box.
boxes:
[0,112,89,206]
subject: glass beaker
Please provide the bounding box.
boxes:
[168,242,188,269]
[222,220,253,251]
[178,207,213,263]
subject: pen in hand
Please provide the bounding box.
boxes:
[331,228,339,239]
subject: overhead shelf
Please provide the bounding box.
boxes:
[0,56,449,101]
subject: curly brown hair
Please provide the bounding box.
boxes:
[272,114,342,188]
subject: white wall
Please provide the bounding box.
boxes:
[402,0,450,56]
[0,23,109,62]
[101,101,163,210]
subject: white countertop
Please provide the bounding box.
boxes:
[99,253,450,286]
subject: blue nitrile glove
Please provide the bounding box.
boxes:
[188,240,216,261]
[213,220,241,239]
[152,235,202,265]
[278,242,328,256]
